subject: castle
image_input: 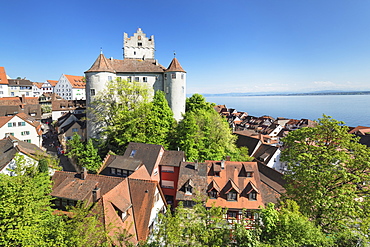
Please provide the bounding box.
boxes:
[85,28,186,138]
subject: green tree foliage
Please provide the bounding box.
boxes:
[281,115,370,237]
[90,79,175,154]
[144,90,175,149]
[0,155,56,246]
[174,94,250,162]
[67,133,102,173]
[259,201,332,247]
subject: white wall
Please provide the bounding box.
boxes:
[0,116,41,146]
[0,84,9,97]
[55,75,72,100]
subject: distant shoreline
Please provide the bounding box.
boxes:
[200,91,370,97]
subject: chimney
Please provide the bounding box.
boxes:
[221,160,225,169]
[81,167,87,180]
[12,140,18,147]
[92,186,101,202]
[21,94,26,104]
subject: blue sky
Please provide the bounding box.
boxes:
[1,0,370,94]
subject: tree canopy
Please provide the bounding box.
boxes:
[90,79,175,154]
[173,94,251,162]
[281,115,370,238]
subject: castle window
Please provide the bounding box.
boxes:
[164,74,167,79]
[171,74,176,79]
[138,35,141,40]
[108,76,112,81]
[134,52,136,55]
[138,42,142,47]
[181,74,184,79]
[135,77,139,82]
[143,77,147,82]
[127,77,132,82]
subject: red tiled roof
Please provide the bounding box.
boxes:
[166,58,186,72]
[64,75,85,88]
[0,67,9,85]
[47,80,58,87]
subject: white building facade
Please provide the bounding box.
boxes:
[54,74,85,100]
[85,28,186,139]
[0,114,42,147]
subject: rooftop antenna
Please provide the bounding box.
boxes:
[100,47,103,54]
[173,50,176,58]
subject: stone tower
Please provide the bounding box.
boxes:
[164,57,186,121]
[123,28,155,60]
[85,28,186,139]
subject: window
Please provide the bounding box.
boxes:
[249,191,257,201]
[8,123,12,127]
[227,211,237,219]
[138,42,142,47]
[24,139,31,143]
[171,74,176,79]
[127,77,132,82]
[21,131,30,136]
[5,133,14,137]
[214,171,220,177]
[135,77,139,82]
[161,180,174,189]
[246,172,253,177]
[185,185,193,195]
[26,92,29,96]
[162,166,174,173]
[209,190,218,199]
[72,128,78,132]
[155,192,160,202]
[111,168,117,174]
[0,91,3,95]
[129,150,136,158]
[18,122,25,127]
[108,76,112,81]
[164,74,167,79]
[90,89,95,96]
[227,190,237,201]
[181,73,184,79]
[11,92,14,96]
[143,77,147,82]
[117,169,122,176]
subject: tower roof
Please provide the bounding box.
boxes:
[85,53,115,73]
[166,58,186,72]
[0,67,9,85]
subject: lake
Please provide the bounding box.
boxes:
[205,95,370,127]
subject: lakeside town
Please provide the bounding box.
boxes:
[0,28,369,246]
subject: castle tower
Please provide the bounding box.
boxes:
[123,28,155,60]
[164,57,186,121]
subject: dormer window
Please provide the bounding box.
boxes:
[227,190,238,201]
[246,172,253,177]
[214,171,220,177]
[209,190,218,199]
[185,185,193,195]
[249,191,257,201]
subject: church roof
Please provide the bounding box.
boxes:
[85,53,115,73]
[64,75,85,89]
[166,58,185,72]
[85,54,166,73]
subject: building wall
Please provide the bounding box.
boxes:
[123,28,155,60]
[164,71,186,121]
[0,84,9,97]
[0,153,37,176]
[55,75,73,100]
[0,116,41,146]
[160,166,180,205]
[72,88,85,100]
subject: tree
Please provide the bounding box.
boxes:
[144,90,175,149]
[174,94,251,162]
[0,154,56,246]
[281,115,370,237]
[67,133,102,173]
[259,201,332,247]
